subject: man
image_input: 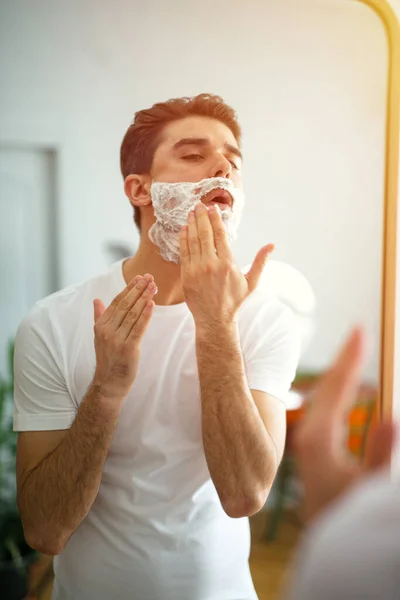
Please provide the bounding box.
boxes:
[285,328,397,600]
[13,93,301,600]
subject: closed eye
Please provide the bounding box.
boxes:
[182,154,239,170]
[182,154,204,161]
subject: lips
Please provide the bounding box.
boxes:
[204,188,233,209]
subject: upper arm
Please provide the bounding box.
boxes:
[243,301,300,469]
[16,430,67,500]
[251,390,287,465]
[13,309,76,501]
[13,309,77,432]
[243,299,302,404]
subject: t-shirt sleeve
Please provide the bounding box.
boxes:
[243,297,302,403]
[13,307,77,431]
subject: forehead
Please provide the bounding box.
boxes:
[158,116,239,151]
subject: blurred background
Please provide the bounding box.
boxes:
[1,0,398,598]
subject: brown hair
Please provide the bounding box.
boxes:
[120,93,241,231]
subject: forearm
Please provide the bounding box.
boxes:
[196,321,279,517]
[18,384,122,554]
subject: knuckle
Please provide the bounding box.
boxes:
[97,328,109,343]
[204,260,215,274]
[126,308,138,321]
[119,299,131,311]
[219,262,231,277]
[129,327,141,340]
[100,327,110,339]
[128,326,144,343]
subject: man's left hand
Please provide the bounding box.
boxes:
[179,202,274,328]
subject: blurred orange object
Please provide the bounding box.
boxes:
[346,383,378,458]
[289,375,378,457]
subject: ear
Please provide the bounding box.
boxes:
[124,174,152,208]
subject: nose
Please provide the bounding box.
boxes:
[210,154,232,179]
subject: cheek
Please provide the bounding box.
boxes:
[152,159,202,183]
[171,167,207,184]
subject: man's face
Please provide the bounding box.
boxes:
[151,116,243,189]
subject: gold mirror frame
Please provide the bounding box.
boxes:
[355,0,400,419]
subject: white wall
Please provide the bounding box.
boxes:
[0,0,396,380]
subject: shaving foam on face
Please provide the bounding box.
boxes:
[148,177,245,263]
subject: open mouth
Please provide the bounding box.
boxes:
[204,188,233,210]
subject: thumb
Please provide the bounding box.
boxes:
[364,421,397,472]
[245,244,274,293]
[93,299,106,323]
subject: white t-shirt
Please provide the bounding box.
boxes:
[284,469,400,600]
[13,259,301,600]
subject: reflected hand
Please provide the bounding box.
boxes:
[293,327,396,523]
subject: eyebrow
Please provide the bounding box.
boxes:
[172,137,243,160]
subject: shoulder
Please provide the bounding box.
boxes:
[239,286,295,320]
[307,469,400,547]
[237,259,315,355]
[287,470,400,600]
[238,288,300,344]
[239,259,315,321]
[306,469,399,543]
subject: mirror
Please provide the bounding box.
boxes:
[1,1,399,599]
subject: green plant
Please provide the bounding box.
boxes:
[0,338,56,599]
[0,338,41,597]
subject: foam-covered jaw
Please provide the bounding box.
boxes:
[148,177,246,263]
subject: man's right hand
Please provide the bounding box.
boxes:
[92,273,157,402]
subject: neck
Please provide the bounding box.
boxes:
[122,233,184,306]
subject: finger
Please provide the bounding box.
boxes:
[208,205,232,260]
[100,275,145,324]
[118,281,157,339]
[126,299,155,342]
[93,299,107,323]
[195,203,215,258]
[245,244,275,293]
[364,421,397,472]
[180,225,190,265]
[311,327,365,418]
[187,209,200,258]
[108,276,154,329]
